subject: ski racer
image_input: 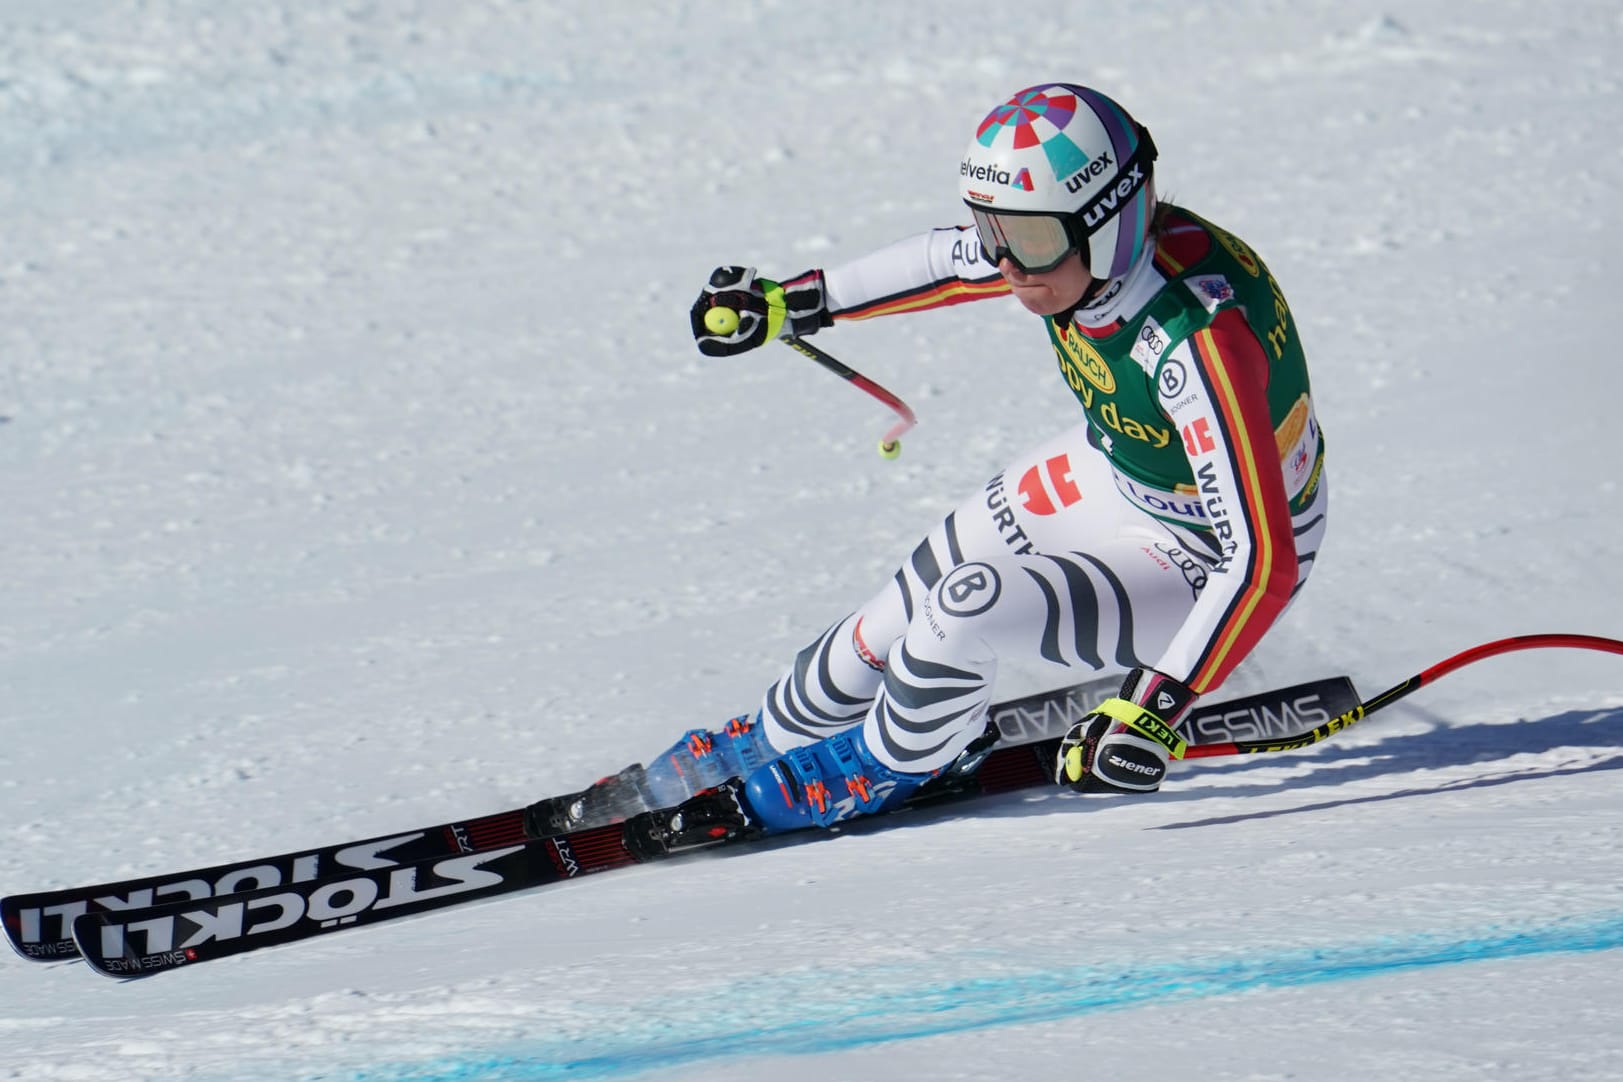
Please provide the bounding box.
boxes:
[531,83,1327,837]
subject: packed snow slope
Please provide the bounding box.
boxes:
[3,1,1622,1079]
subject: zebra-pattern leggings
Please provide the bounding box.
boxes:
[759,422,1329,773]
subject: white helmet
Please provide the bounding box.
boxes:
[959,84,1158,280]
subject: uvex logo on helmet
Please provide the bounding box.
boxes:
[960,159,1034,192]
[957,83,1159,280]
[1063,152,1113,194]
[1079,160,1149,229]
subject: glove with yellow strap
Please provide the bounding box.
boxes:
[1055,667,1199,793]
[689,265,832,357]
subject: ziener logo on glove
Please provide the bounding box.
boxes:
[1107,753,1162,777]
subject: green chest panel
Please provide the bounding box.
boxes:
[1043,207,1316,498]
[1047,319,1176,460]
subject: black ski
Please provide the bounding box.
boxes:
[6,675,1146,964]
[62,676,1359,978]
[2,806,533,963]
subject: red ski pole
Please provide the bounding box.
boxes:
[1185,633,1623,760]
[780,336,916,459]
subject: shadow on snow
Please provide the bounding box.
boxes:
[1155,704,1623,828]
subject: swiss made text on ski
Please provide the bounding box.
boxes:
[5,674,1357,977]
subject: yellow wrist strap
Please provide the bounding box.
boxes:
[1094,697,1188,760]
[760,280,788,339]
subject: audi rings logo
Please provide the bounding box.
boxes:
[938,562,1002,618]
[1154,542,1209,598]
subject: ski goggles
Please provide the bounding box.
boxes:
[968,126,1159,276]
[968,208,1079,275]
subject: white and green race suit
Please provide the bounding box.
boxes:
[760,205,1327,774]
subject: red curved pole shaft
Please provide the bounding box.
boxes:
[1412,633,1623,687]
[782,337,917,445]
[1184,633,1623,760]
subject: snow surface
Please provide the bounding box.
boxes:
[3,1,1623,1078]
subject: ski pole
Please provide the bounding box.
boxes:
[780,336,917,459]
[1184,633,1623,760]
[701,302,917,458]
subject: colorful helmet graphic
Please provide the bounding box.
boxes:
[959,84,1158,280]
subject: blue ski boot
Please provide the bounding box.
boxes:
[741,725,934,834]
[523,714,777,838]
[641,714,778,805]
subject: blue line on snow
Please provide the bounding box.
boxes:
[343,913,1623,1081]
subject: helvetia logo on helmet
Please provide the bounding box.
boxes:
[961,160,1034,191]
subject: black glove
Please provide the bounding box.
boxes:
[690,266,832,357]
[1055,668,1198,793]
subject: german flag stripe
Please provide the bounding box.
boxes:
[1185,313,1297,692]
[1152,212,1213,278]
[1154,242,1186,279]
[837,277,1009,322]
